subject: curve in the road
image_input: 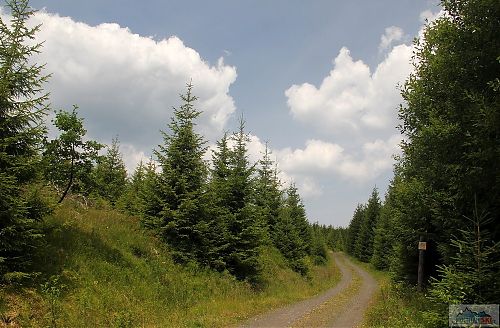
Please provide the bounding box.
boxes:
[240,252,378,328]
[328,259,377,328]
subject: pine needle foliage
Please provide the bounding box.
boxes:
[154,82,209,264]
[93,136,127,205]
[0,0,49,276]
[254,142,282,243]
[224,118,263,282]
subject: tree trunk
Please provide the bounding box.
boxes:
[58,148,75,204]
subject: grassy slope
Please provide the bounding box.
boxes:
[0,202,340,327]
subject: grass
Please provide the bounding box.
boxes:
[361,278,444,328]
[348,257,444,328]
[0,201,341,327]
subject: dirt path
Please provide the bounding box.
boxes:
[240,253,378,328]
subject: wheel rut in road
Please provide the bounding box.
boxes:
[240,252,378,328]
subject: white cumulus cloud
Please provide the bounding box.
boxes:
[282,23,415,190]
[379,26,404,52]
[285,44,412,138]
[278,139,344,174]
[223,132,402,200]
[1,10,238,172]
[276,135,401,183]
[419,9,441,24]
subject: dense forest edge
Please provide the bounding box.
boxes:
[1,0,499,327]
[332,1,499,327]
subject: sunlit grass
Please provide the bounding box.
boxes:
[1,201,341,327]
[353,257,442,328]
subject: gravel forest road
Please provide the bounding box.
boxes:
[240,252,378,328]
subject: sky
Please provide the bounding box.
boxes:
[4,0,441,227]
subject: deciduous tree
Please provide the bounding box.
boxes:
[43,106,102,203]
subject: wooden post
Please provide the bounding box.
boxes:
[417,239,426,291]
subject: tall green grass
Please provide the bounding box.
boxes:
[1,201,340,327]
[353,257,446,328]
[362,278,434,328]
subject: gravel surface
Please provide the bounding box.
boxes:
[239,253,378,328]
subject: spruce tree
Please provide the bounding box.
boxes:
[274,207,308,274]
[225,118,263,281]
[118,160,145,215]
[204,133,232,271]
[371,189,396,270]
[310,222,329,264]
[93,136,127,205]
[0,0,49,276]
[154,83,209,263]
[285,183,313,255]
[329,227,348,252]
[346,204,365,256]
[272,183,317,273]
[254,142,282,243]
[210,132,231,208]
[429,207,500,303]
[354,188,381,262]
[139,160,163,230]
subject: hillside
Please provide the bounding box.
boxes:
[0,201,340,327]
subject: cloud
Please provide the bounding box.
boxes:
[246,134,268,164]
[419,9,441,24]
[216,24,416,195]
[223,132,402,199]
[295,177,323,198]
[283,33,410,193]
[4,10,238,171]
[276,135,401,182]
[120,143,148,173]
[379,26,404,52]
[279,21,417,188]
[278,140,344,174]
[284,10,443,141]
[285,41,412,138]
[337,134,402,180]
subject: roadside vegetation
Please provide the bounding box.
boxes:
[332,1,500,327]
[347,258,432,328]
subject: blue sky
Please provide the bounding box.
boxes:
[15,0,440,226]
